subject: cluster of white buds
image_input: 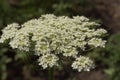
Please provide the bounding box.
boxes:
[72,56,94,72]
[0,14,107,72]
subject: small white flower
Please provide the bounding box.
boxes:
[94,28,107,36]
[63,46,78,57]
[38,54,59,69]
[0,23,20,43]
[88,38,106,48]
[72,56,94,72]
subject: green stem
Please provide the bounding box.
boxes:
[48,67,54,80]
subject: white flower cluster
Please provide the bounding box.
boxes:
[72,56,94,72]
[0,14,107,72]
[0,23,20,43]
[38,54,59,69]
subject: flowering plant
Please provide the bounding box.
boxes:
[0,14,107,72]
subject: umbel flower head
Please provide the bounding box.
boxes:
[0,14,107,72]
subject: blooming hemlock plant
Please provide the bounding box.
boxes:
[0,14,107,72]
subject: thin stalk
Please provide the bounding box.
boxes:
[48,67,54,80]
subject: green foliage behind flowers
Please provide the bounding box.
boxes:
[0,0,75,29]
[88,33,120,80]
[0,45,12,80]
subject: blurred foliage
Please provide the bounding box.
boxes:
[89,33,120,80]
[0,0,92,29]
[0,0,75,29]
[0,45,12,80]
